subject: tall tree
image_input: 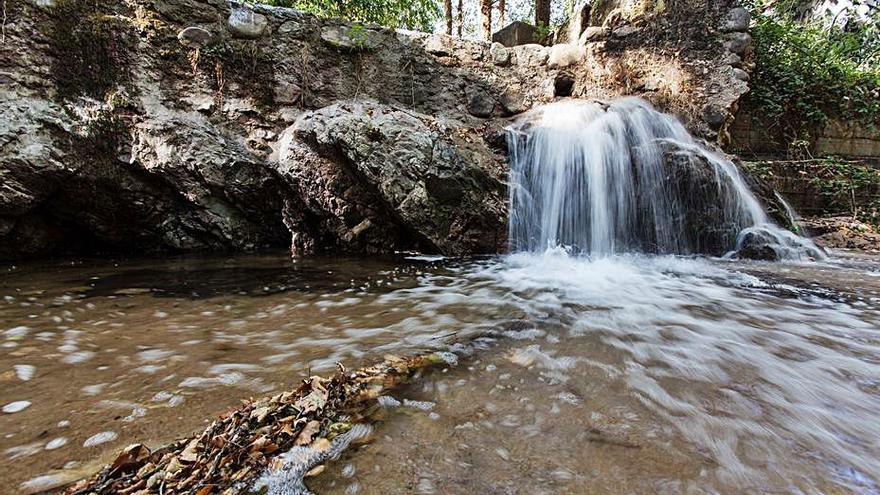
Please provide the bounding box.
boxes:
[498,0,506,27]
[480,0,492,39]
[444,0,453,34]
[457,0,464,36]
[535,0,550,28]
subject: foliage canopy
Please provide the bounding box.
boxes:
[248,0,440,31]
[747,2,880,143]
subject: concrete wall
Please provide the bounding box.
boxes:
[730,107,880,158]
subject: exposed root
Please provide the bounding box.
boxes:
[65,354,452,495]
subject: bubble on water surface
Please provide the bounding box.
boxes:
[19,473,68,492]
[14,364,35,381]
[80,383,107,396]
[3,401,31,413]
[5,442,43,459]
[4,326,29,339]
[83,431,117,447]
[62,351,96,364]
[45,437,68,450]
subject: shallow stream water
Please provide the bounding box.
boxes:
[2,251,880,494]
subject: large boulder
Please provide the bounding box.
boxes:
[492,21,538,47]
[278,102,507,255]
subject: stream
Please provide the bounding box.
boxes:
[2,250,879,493]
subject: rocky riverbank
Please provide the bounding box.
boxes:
[1,0,750,259]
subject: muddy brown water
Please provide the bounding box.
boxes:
[2,251,880,494]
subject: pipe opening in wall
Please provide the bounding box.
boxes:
[554,75,574,97]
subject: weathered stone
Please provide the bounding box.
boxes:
[732,68,749,81]
[466,87,495,117]
[612,25,641,38]
[721,52,742,68]
[490,42,510,65]
[500,89,527,115]
[425,34,454,56]
[321,25,377,50]
[721,7,750,32]
[29,0,55,8]
[513,44,549,66]
[177,27,212,47]
[492,21,537,47]
[579,26,609,44]
[548,44,584,68]
[725,32,752,56]
[227,8,268,39]
[278,19,310,37]
[282,102,506,255]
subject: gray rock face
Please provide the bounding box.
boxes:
[721,8,750,32]
[0,0,751,259]
[280,102,507,255]
[227,8,268,39]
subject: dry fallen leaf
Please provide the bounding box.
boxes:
[294,420,321,446]
[179,439,200,463]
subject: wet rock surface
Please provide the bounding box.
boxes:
[0,0,749,259]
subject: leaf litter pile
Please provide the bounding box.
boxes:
[65,353,457,495]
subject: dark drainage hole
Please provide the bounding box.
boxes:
[554,76,574,97]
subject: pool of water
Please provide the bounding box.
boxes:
[3,251,880,494]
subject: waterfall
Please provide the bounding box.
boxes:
[506,98,824,260]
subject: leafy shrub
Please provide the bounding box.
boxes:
[747,7,880,144]
[808,158,880,223]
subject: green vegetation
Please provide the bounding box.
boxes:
[809,158,880,224]
[245,0,439,31]
[747,2,880,145]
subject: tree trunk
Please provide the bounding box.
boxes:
[444,0,453,35]
[457,0,463,36]
[535,0,550,28]
[480,0,492,40]
[498,0,506,27]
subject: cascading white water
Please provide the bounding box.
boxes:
[507,98,824,260]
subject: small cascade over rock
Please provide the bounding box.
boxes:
[507,98,825,260]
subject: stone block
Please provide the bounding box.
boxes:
[492,21,538,47]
